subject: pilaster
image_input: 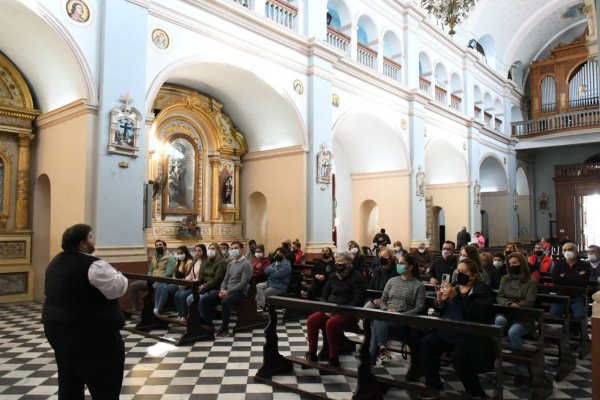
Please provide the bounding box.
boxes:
[408,97,427,245]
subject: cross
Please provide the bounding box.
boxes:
[118,120,133,144]
[120,92,133,111]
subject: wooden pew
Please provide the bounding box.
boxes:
[255,296,504,400]
[122,272,214,345]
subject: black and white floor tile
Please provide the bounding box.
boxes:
[0,302,593,399]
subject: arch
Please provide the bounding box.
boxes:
[478,34,496,65]
[479,155,507,192]
[516,167,529,195]
[359,200,379,249]
[494,98,503,131]
[0,1,95,110]
[326,0,351,30]
[356,14,377,47]
[450,73,462,97]
[474,85,483,119]
[147,58,307,152]
[434,62,448,88]
[431,206,446,251]
[382,30,402,59]
[246,192,267,245]
[419,52,432,78]
[32,174,51,300]
[425,139,468,184]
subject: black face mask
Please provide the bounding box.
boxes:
[322,253,331,259]
[156,247,165,256]
[379,257,389,266]
[456,272,470,285]
[335,263,346,273]
[274,255,284,262]
[535,250,544,257]
[508,265,521,275]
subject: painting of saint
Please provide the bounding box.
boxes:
[66,1,90,23]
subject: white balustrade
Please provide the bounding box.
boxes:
[265,0,297,30]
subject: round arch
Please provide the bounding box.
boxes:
[356,14,378,47]
[479,155,507,192]
[246,191,268,245]
[359,199,379,248]
[425,139,468,184]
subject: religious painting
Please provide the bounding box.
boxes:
[66,0,90,23]
[219,167,234,208]
[108,98,142,157]
[151,28,170,50]
[538,192,549,212]
[162,136,198,215]
[316,143,333,184]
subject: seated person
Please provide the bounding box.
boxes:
[420,258,495,399]
[492,252,507,277]
[528,242,554,275]
[370,254,425,379]
[495,252,537,350]
[154,245,193,314]
[550,243,591,322]
[251,244,271,282]
[305,251,366,368]
[430,241,457,285]
[588,245,600,289]
[412,242,433,276]
[348,240,366,276]
[480,252,501,290]
[291,240,305,264]
[173,244,207,320]
[307,247,335,300]
[452,245,490,286]
[504,242,520,256]
[255,247,291,310]
[130,240,175,311]
[199,241,252,338]
[220,242,232,262]
[365,248,397,308]
[392,240,407,259]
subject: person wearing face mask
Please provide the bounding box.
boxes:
[451,245,490,286]
[430,241,457,285]
[587,245,600,285]
[255,248,292,310]
[550,243,591,321]
[291,240,305,264]
[480,252,501,290]
[251,244,270,281]
[412,242,433,276]
[392,241,407,258]
[504,242,520,256]
[527,242,554,278]
[305,251,366,369]
[307,247,335,300]
[220,242,231,261]
[420,258,495,399]
[185,243,227,321]
[365,248,398,308]
[129,239,176,311]
[154,245,194,315]
[245,239,257,261]
[174,244,208,321]
[495,253,537,352]
[347,240,365,276]
[370,255,425,379]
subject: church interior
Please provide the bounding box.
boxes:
[0,0,599,398]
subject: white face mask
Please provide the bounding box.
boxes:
[255,252,263,258]
[493,261,504,269]
[441,250,452,258]
[418,248,426,254]
[207,249,216,258]
[230,248,240,258]
[563,251,576,261]
[394,247,401,252]
[589,254,598,263]
[175,254,186,261]
[350,247,358,254]
[459,255,466,262]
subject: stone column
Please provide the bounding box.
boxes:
[408,95,427,248]
[506,150,519,241]
[16,132,34,230]
[466,124,482,234]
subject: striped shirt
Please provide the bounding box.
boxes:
[379,276,425,315]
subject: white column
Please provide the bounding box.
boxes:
[254,0,267,18]
[350,24,358,62]
[408,98,427,247]
[463,55,475,117]
[503,83,513,136]
[377,39,384,74]
[506,151,519,241]
[303,0,327,39]
[466,125,482,233]
[404,13,421,90]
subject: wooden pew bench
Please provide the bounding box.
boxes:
[255,296,504,400]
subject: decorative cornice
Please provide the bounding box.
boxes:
[351,170,409,180]
[34,99,98,129]
[243,145,306,162]
[426,182,469,189]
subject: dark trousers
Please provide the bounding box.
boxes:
[200,290,245,330]
[44,324,124,400]
[421,330,486,397]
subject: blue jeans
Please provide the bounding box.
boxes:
[174,289,192,317]
[370,319,410,358]
[154,283,179,312]
[495,314,529,350]
[200,290,245,330]
[549,295,587,321]
[185,289,219,320]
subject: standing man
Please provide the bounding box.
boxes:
[129,239,175,311]
[42,224,128,399]
[456,226,471,249]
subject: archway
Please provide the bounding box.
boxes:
[431,206,446,251]
[246,192,267,246]
[480,156,508,246]
[359,200,379,248]
[516,167,531,242]
[32,174,51,300]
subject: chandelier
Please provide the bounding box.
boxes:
[421,0,477,35]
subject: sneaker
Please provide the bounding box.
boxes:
[215,329,230,338]
[377,348,392,364]
[153,308,160,315]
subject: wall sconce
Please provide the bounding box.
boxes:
[513,189,518,210]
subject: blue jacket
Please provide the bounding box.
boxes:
[265,259,291,291]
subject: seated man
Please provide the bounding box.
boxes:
[412,242,433,277]
[550,243,591,322]
[588,245,600,287]
[365,248,397,309]
[129,239,175,311]
[527,242,554,274]
[255,247,291,310]
[200,241,252,338]
[430,241,457,285]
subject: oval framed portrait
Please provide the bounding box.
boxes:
[151,28,170,51]
[65,0,91,25]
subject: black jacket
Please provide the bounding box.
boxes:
[322,269,366,306]
[368,265,398,291]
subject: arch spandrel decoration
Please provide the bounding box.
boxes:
[148,85,247,244]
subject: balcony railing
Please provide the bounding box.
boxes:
[450,94,462,111]
[326,26,349,53]
[383,57,401,81]
[512,108,600,136]
[265,0,297,30]
[555,162,600,178]
[435,86,447,104]
[357,43,377,70]
[232,0,250,7]
[419,77,431,93]
[484,112,493,128]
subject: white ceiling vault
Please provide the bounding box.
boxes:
[458,0,588,75]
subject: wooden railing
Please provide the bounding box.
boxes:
[265,0,297,30]
[326,26,349,53]
[555,162,600,178]
[383,57,401,81]
[450,94,462,111]
[419,77,431,93]
[511,108,600,137]
[434,85,447,104]
[357,43,377,69]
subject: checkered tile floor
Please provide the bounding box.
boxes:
[0,302,593,399]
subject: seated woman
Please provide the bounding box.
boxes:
[251,244,271,283]
[480,252,501,290]
[154,246,193,314]
[365,248,397,308]
[495,252,537,350]
[173,244,207,320]
[348,240,365,276]
[420,258,495,399]
[305,251,366,368]
[504,241,520,255]
[392,240,407,259]
[307,247,335,300]
[292,240,305,264]
[370,254,425,378]
[452,245,490,286]
[256,247,292,310]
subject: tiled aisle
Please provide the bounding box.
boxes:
[0,302,593,399]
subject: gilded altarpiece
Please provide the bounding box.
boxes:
[0,53,40,302]
[148,86,247,246]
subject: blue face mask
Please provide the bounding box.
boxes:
[396,264,407,275]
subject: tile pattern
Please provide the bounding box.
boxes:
[0,302,593,399]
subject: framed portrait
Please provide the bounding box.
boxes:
[151,28,170,51]
[65,0,92,25]
[108,105,142,157]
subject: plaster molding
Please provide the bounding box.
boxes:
[34,99,98,129]
[426,182,469,189]
[95,245,149,263]
[243,145,306,162]
[351,170,409,181]
[481,191,509,197]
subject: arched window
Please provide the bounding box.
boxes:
[540,75,557,112]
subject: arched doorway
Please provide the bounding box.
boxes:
[431,206,446,251]
[246,192,267,245]
[359,200,379,248]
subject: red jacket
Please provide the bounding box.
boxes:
[527,254,553,273]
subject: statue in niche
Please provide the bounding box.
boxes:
[317,143,333,184]
[167,142,187,208]
[416,166,426,198]
[224,176,233,204]
[474,180,481,205]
